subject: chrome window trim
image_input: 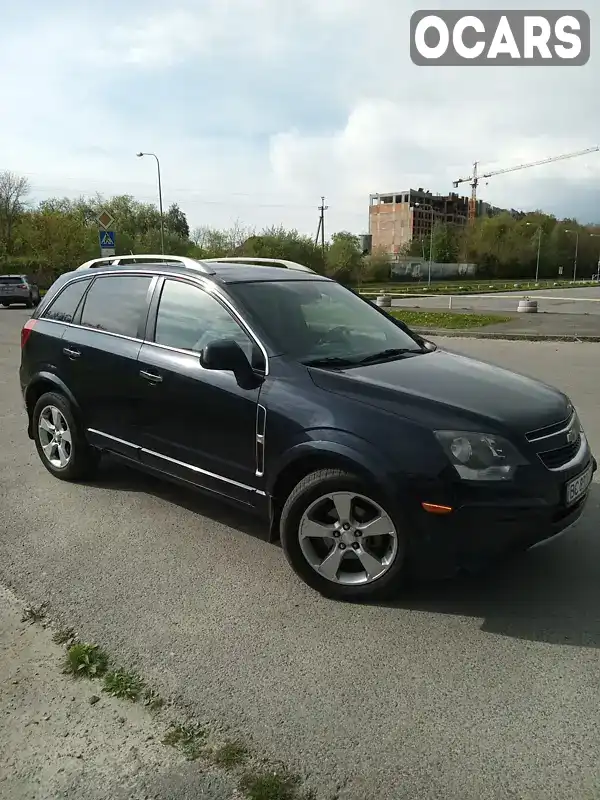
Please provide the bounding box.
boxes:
[40,317,144,345]
[88,429,266,495]
[40,269,270,376]
[148,274,269,376]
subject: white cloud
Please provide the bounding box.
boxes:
[1,0,599,236]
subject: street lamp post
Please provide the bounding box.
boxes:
[415,202,434,287]
[137,152,164,255]
[526,222,542,283]
[564,229,579,283]
[590,234,600,281]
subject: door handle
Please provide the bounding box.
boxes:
[139,369,163,384]
[62,347,81,359]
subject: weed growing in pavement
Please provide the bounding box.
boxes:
[142,687,164,711]
[103,669,145,701]
[44,612,311,798]
[21,601,49,624]
[212,740,249,769]
[162,722,207,761]
[64,643,109,678]
[240,770,300,800]
[51,626,77,646]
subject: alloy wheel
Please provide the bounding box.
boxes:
[299,491,398,586]
[38,405,73,469]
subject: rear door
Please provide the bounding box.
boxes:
[60,273,156,459]
[23,276,93,390]
[136,277,263,503]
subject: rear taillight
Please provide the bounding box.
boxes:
[21,319,37,348]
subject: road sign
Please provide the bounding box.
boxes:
[99,230,115,248]
[99,229,116,256]
[97,210,114,229]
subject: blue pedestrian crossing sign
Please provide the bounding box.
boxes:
[99,230,115,248]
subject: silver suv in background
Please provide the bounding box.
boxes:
[0,275,41,308]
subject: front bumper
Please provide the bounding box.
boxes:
[408,455,597,580]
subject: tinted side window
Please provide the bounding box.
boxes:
[43,279,91,324]
[154,279,259,364]
[80,276,152,338]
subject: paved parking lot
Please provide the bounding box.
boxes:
[1,306,600,800]
[393,285,600,315]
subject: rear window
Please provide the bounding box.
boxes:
[80,275,152,338]
[0,276,25,284]
[43,279,91,324]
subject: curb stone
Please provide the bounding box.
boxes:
[412,328,600,343]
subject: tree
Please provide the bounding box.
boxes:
[431,223,461,263]
[240,226,326,274]
[0,171,30,256]
[361,247,391,283]
[326,232,363,284]
[165,203,189,239]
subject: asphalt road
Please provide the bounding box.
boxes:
[392,285,600,316]
[2,307,600,800]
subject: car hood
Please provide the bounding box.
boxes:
[308,348,569,435]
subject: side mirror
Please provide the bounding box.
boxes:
[422,339,437,352]
[201,339,250,374]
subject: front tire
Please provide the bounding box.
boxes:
[32,392,99,481]
[280,469,406,601]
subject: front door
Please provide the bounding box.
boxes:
[136,277,264,504]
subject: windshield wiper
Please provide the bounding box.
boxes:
[302,356,359,368]
[357,348,421,365]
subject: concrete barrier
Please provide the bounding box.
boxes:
[376,294,392,308]
[517,298,538,313]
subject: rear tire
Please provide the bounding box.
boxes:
[25,296,34,309]
[32,391,100,481]
[280,469,407,601]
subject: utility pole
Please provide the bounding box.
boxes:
[315,196,328,256]
[565,229,579,282]
[526,222,542,282]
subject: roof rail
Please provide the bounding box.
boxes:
[203,256,315,274]
[74,254,214,273]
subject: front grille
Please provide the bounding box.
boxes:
[538,435,581,469]
[526,413,572,443]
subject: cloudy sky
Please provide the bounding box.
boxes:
[2,0,598,237]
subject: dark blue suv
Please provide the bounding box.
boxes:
[19,256,596,601]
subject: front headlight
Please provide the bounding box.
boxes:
[434,430,527,481]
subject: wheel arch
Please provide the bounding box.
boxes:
[25,373,82,439]
[267,440,396,542]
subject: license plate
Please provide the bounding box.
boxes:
[566,463,593,506]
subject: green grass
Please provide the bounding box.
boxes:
[390,310,511,330]
[240,771,300,800]
[162,722,207,761]
[212,740,249,769]
[358,278,599,296]
[102,669,145,701]
[63,643,109,679]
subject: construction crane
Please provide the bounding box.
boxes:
[453,146,600,223]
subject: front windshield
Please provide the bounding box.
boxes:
[231,279,422,364]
